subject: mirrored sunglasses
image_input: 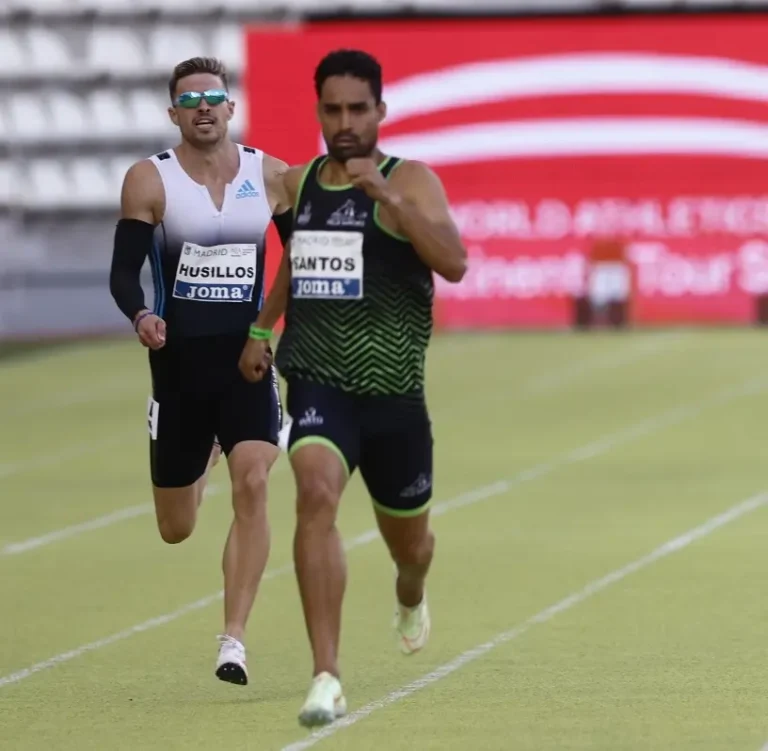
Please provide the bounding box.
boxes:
[174,89,229,108]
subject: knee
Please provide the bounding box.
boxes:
[158,516,195,545]
[296,475,340,530]
[393,528,435,567]
[231,465,269,519]
[154,487,198,544]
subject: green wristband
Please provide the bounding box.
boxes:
[249,325,272,341]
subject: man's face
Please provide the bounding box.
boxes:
[317,75,385,162]
[168,73,233,147]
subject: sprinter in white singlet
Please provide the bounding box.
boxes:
[109,57,293,686]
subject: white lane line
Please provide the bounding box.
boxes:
[433,375,766,518]
[0,368,754,556]
[0,333,684,483]
[0,522,377,690]
[281,490,768,751]
[0,434,130,481]
[0,337,678,542]
[0,332,684,418]
[525,330,687,394]
[1,505,152,555]
[1,483,222,556]
[0,460,289,557]
[5,348,710,556]
[0,374,761,689]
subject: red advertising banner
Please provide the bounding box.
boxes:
[245,15,768,328]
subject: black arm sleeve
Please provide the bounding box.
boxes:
[109,218,156,323]
[272,208,293,247]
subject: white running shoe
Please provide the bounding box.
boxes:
[394,593,431,655]
[298,671,347,728]
[215,634,248,686]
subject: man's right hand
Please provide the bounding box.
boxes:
[134,311,166,350]
[239,338,272,383]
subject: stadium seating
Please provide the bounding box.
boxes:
[2,17,247,212]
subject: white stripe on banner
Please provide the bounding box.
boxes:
[381,53,768,125]
[377,118,768,166]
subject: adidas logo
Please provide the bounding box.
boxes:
[236,179,259,199]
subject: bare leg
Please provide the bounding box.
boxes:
[153,444,221,544]
[375,507,435,655]
[291,443,348,678]
[375,509,435,607]
[221,440,278,643]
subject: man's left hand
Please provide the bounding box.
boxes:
[346,158,396,204]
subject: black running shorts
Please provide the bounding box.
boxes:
[285,377,433,516]
[147,333,282,488]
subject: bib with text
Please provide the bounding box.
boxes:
[173,242,257,303]
[290,231,363,300]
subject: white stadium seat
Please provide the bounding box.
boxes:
[0,30,28,76]
[89,90,132,139]
[127,90,174,138]
[148,25,206,74]
[25,160,72,209]
[229,87,247,134]
[92,89,171,141]
[75,0,152,12]
[0,161,12,206]
[141,0,223,10]
[8,94,51,143]
[0,111,8,147]
[211,24,245,75]
[48,92,90,142]
[217,0,287,11]
[26,28,73,77]
[87,28,146,76]
[8,0,79,12]
[70,158,114,208]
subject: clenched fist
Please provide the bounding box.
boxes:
[346,158,394,204]
[239,338,273,383]
[134,310,166,350]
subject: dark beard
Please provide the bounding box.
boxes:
[326,137,374,163]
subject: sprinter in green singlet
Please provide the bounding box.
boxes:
[239,49,467,727]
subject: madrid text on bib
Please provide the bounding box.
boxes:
[173,242,258,302]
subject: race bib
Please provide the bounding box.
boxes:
[173,242,257,302]
[290,230,363,300]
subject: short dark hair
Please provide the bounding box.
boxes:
[168,57,229,102]
[314,49,382,104]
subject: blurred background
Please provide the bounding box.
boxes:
[4,0,768,341]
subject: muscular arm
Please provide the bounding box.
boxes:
[251,163,305,331]
[263,153,293,247]
[379,161,467,283]
[263,153,292,217]
[109,160,164,323]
